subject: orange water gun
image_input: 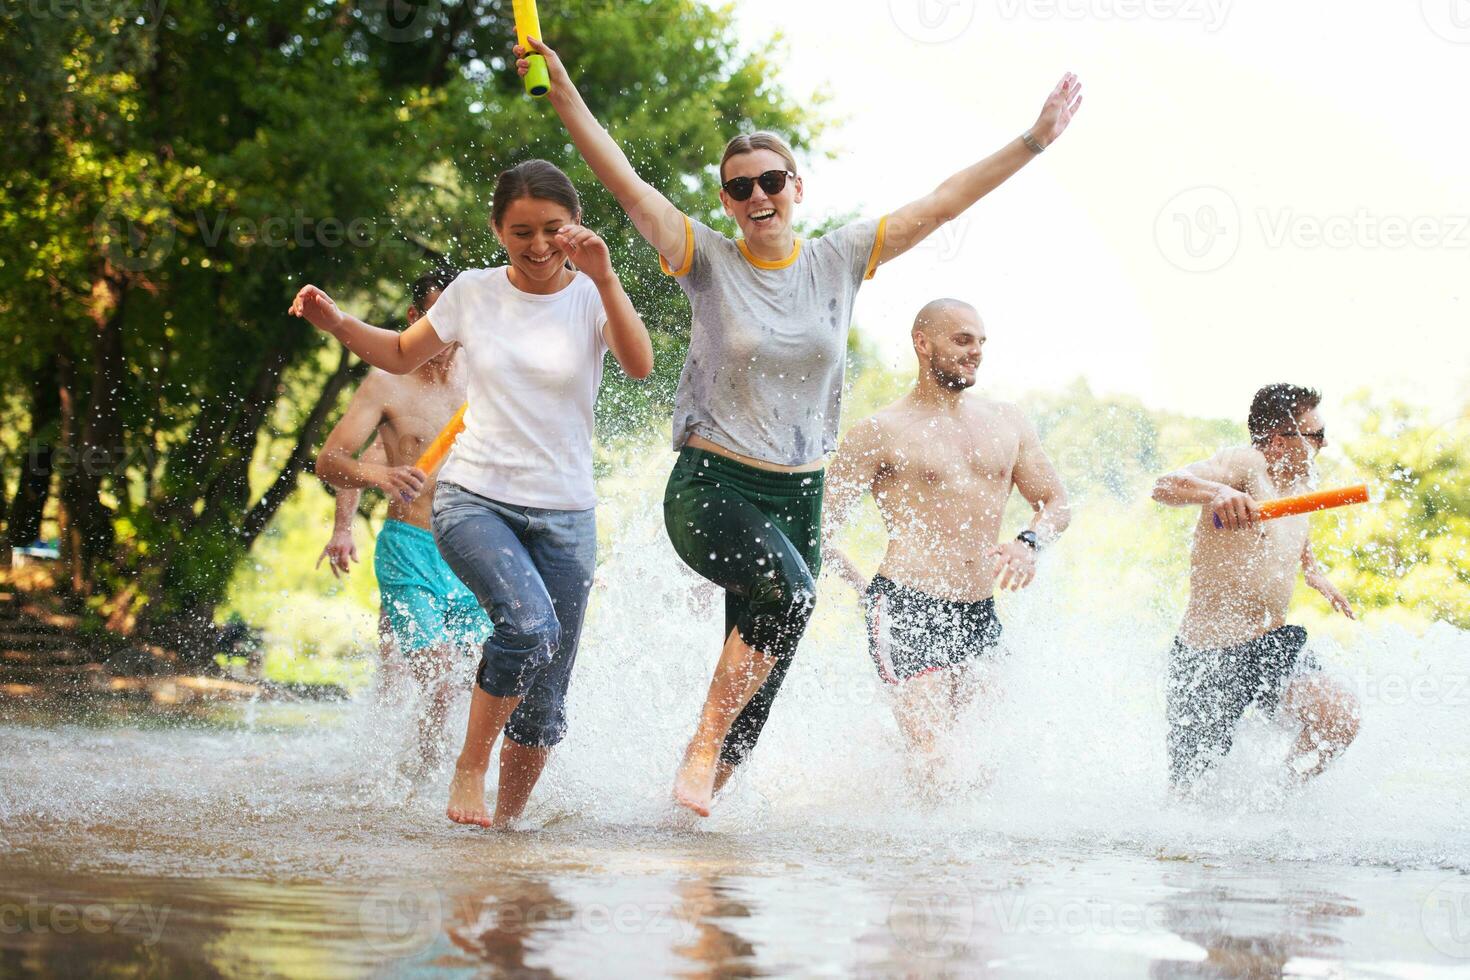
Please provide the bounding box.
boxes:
[1214,484,1370,528]
[414,403,467,475]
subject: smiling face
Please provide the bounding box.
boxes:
[493,196,579,286]
[1265,405,1327,473]
[719,148,803,247]
[914,302,985,391]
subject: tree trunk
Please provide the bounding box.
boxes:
[0,454,10,569]
[59,270,127,593]
[239,348,368,547]
[7,354,64,550]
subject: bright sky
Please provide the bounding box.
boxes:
[726,0,1470,426]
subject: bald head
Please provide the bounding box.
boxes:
[911,298,985,392]
[912,298,979,337]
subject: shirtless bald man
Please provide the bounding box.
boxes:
[825,299,1070,776]
[1153,383,1359,794]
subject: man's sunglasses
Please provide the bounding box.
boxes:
[1290,428,1326,446]
[721,169,797,202]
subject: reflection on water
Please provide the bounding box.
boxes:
[4,823,1464,978]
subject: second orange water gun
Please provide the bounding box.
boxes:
[1214,484,1370,528]
[414,403,467,475]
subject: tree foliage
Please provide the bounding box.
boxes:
[0,0,819,646]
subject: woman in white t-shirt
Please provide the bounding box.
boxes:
[291,159,653,830]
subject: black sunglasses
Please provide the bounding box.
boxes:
[721,169,797,202]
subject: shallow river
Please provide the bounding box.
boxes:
[4,501,1469,977]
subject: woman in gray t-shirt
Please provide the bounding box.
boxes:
[517,36,1083,818]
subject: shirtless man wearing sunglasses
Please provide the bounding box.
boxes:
[1152,383,1360,796]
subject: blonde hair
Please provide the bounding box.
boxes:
[719,131,798,182]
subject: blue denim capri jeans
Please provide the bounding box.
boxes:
[430,481,596,748]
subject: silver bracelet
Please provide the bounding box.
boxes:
[1022,130,1046,154]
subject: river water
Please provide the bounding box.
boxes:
[3,469,1469,977]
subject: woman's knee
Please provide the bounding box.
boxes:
[749,564,817,625]
[478,608,561,698]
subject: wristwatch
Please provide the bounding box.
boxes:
[1016,530,1039,550]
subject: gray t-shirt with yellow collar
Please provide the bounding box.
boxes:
[661,214,887,466]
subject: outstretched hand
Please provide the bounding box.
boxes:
[1306,569,1356,620]
[316,530,358,580]
[289,285,345,334]
[1031,73,1083,148]
[515,35,571,93]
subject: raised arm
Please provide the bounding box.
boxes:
[877,74,1083,268]
[1152,448,1260,531]
[316,373,427,504]
[289,285,448,375]
[519,36,690,268]
[823,417,887,595]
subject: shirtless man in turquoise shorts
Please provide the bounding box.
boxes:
[316,269,491,774]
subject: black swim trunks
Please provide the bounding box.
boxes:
[863,574,1004,685]
[1166,625,1319,787]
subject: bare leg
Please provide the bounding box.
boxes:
[375,613,406,708]
[947,661,999,791]
[890,672,954,798]
[675,627,776,817]
[711,759,738,797]
[447,686,522,827]
[407,644,455,777]
[1281,675,1360,783]
[492,740,551,830]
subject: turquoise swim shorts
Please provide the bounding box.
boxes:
[374,518,492,655]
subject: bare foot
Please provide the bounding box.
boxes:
[674,748,718,817]
[446,764,492,827]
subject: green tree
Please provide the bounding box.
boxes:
[0,0,820,652]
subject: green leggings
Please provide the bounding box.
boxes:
[663,447,824,767]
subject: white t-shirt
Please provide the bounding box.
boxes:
[427,266,609,510]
